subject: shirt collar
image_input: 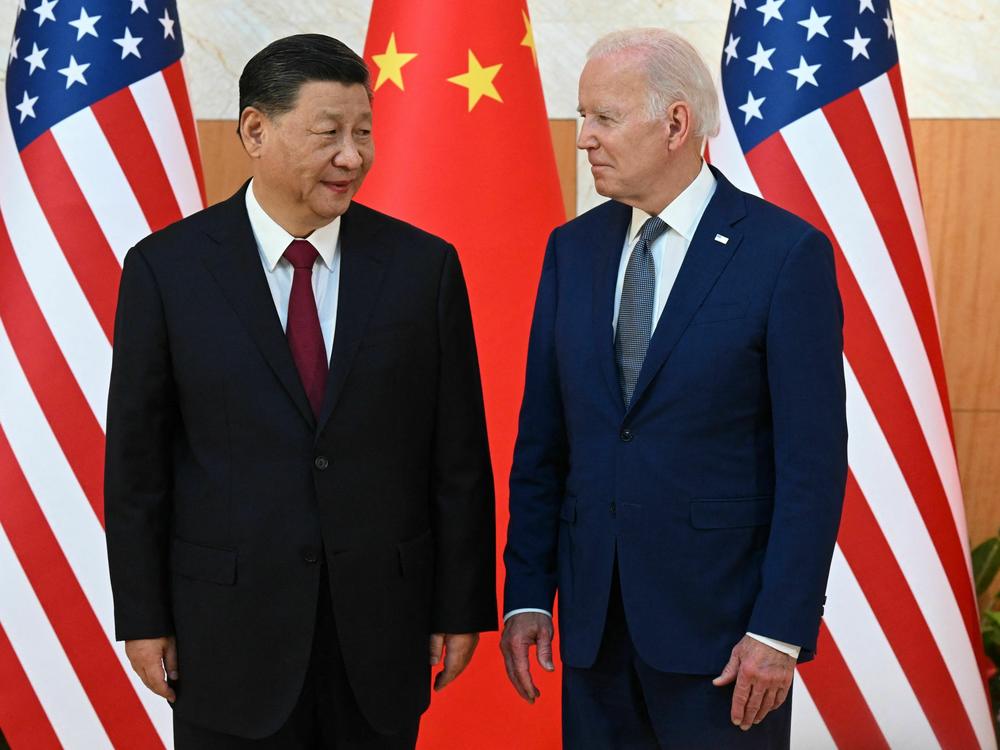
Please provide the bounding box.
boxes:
[628,160,717,244]
[245,179,340,271]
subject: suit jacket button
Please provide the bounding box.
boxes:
[620,429,634,442]
[314,456,329,470]
[302,548,319,564]
[610,502,617,518]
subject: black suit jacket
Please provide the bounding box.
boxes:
[105,184,497,737]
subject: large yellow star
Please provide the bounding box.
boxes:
[371,33,417,92]
[521,10,537,67]
[447,50,503,112]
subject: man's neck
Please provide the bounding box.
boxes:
[250,179,320,238]
[634,154,703,217]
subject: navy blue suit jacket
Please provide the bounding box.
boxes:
[503,167,847,674]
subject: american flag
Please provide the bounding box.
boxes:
[0,0,203,747]
[709,1,994,747]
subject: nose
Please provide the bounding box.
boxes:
[334,139,363,170]
[576,118,597,150]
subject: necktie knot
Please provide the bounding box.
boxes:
[284,239,319,270]
[638,216,668,247]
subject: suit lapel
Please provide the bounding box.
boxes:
[202,184,316,428]
[628,170,747,412]
[591,201,633,411]
[316,202,389,433]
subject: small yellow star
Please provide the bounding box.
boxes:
[447,49,503,112]
[371,32,417,92]
[520,10,537,67]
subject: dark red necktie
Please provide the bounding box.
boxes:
[283,240,327,417]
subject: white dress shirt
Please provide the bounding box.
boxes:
[245,179,341,360]
[505,161,801,660]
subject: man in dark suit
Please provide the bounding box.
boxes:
[105,34,496,749]
[501,28,847,749]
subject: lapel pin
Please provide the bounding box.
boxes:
[714,234,729,245]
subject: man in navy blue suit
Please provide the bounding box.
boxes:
[500,28,847,749]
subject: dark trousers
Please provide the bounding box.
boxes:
[173,564,419,750]
[562,563,792,750]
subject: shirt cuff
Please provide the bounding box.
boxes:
[503,608,552,623]
[747,632,801,659]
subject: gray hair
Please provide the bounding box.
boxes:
[587,28,720,139]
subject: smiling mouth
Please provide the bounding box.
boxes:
[322,179,353,193]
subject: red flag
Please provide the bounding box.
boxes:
[360,2,565,747]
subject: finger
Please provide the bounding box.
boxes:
[712,654,740,686]
[753,689,777,725]
[141,664,175,703]
[730,670,752,726]
[164,639,179,682]
[501,643,532,702]
[511,642,540,703]
[536,628,555,672]
[740,683,765,731]
[773,686,788,710]
[429,634,444,666]
[434,640,471,691]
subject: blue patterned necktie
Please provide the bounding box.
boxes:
[615,216,669,407]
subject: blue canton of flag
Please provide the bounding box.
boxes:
[721,0,898,152]
[6,0,183,151]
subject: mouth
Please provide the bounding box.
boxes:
[321,179,354,194]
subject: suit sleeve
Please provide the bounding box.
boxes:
[105,247,177,641]
[428,245,498,633]
[747,227,848,658]
[502,231,569,615]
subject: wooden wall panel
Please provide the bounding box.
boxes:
[912,120,1000,412]
[193,118,999,545]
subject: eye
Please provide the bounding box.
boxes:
[356,129,372,137]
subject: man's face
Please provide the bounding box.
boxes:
[254,79,373,229]
[576,53,672,208]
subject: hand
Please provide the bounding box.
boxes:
[125,636,178,703]
[429,633,480,691]
[712,635,795,730]
[499,612,554,704]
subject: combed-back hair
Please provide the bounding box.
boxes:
[588,28,720,139]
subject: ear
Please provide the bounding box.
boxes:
[239,107,268,158]
[664,100,693,152]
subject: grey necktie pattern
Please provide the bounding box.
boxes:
[615,216,669,407]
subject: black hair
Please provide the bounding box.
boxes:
[238,33,371,125]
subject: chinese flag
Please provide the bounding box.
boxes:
[360,2,565,747]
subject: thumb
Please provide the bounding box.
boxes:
[164,638,179,681]
[429,634,444,666]
[536,632,555,672]
[712,654,740,686]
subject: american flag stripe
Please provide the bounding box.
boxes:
[845,358,991,741]
[131,72,203,217]
[0,430,163,748]
[823,546,939,746]
[788,676,839,750]
[826,91,950,411]
[21,132,122,340]
[712,6,990,737]
[0,521,113,749]
[161,61,206,208]
[0,623,62,750]
[91,89,184,231]
[800,624,890,748]
[860,76,937,325]
[52,108,153,261]
[0,222,107,521]
[841,474,979,748]
[0,112,113,429]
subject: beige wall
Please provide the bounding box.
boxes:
[2,1,997,120]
